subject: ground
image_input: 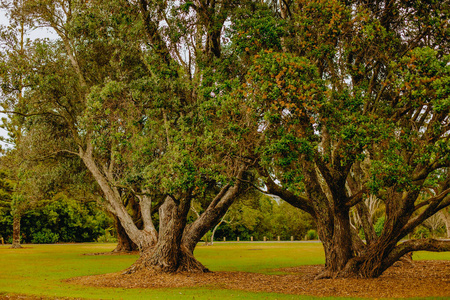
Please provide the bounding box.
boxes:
[63,260,450,299]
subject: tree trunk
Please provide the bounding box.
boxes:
[126,196,208,273]
[210,217,225,245]
[10,214,22,249]
[330,206,354,271]
[112,215,138,252]
[81,147,157,250]
[315,205,355,278]
[82,147,213,273]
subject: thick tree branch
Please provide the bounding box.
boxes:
[25,149,79,161]
[414,187,450,211]
[383,239,450,270]
[261,170,315,216]
[345,188,367,207]
[137,190,158,239]
[182,165,247,251]
[138,0,172,66]
[402,193,450,236]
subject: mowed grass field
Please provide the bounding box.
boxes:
[0,242,449,300]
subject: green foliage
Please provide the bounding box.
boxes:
[0,169,13,213]
[306,229,318,240]
[229,2,286,55]
[214,193,314,241]
[413,225,431,239]
[96,228,117,243]
[0,193,112,243]
[374,216,385,237]
[31,228,59,244]
[201,230,212,244]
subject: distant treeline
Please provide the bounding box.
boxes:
[0,194,111,244]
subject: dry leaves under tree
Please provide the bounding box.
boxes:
[60,260,450,299]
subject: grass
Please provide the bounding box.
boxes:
[198,242,325,274]
[0,242,449,299]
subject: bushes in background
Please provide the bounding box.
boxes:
[0,193,112,244]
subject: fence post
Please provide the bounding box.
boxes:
[223,237,226,242]
[250,236,253,242]
[291,236,294,241]
[277,236,280,241]
[237,237,240,242]
[263,236,266,242]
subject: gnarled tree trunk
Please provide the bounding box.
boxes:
[314,205,358,279]
[125,171,246,273]
[82,143,246,274]
[329,206,354,273]
[127,196,208,273]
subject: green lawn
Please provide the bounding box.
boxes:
[0,242,449,299]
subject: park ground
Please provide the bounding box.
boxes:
[0,242,449,299]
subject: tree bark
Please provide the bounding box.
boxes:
[330,206,354,271]
[10,213,22,249]
[125,172,245,273]
[80,145,157,250]
[315,205,356,279]
[182,181,243,252]
[126,196,208,273]
[112,215,138,252]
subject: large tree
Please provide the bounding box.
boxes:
[225,0,450,278]
[0,0,255,272]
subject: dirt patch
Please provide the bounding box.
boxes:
[66,260,450,298]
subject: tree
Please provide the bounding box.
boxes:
[226,0,450,278]
[0,0,255,272]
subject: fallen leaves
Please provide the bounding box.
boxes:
[65,260,450,298]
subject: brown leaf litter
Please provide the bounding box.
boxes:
[62,260,450,298]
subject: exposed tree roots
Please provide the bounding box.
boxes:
[123,247,209,274]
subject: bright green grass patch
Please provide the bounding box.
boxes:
[198,242,324,274]
[0,242,337,300]
[0,242,447,300]
[413,250,450,261]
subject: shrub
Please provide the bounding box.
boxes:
[97,228,117,243]
[31,229,59,244]
[21,194,112,243]
[413,225,431,239]
[306,229,318,240]
[374,216,385,237]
